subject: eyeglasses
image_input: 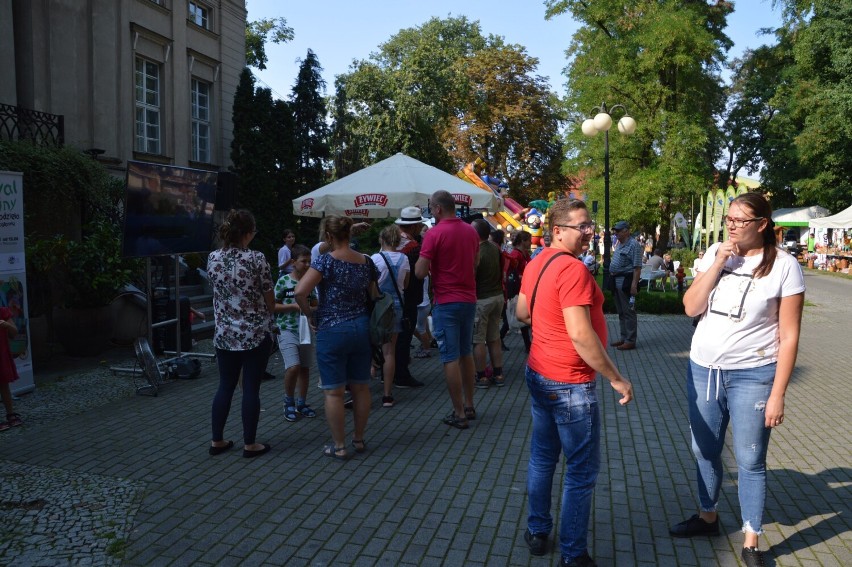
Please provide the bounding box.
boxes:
[555,223,596,234]
[722,216,763,228]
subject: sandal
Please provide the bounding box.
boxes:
[351,439,367,454]
[464,406,476,421]
[6,413,22,427]
[491,375,505,387]
[323,443,351,461]
[382,396,394,408]
[475,376,491,389]
[296,405,316,418]
[442,411,469,430]
[284,405,298,422]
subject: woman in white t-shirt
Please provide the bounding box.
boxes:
[370,224,410,408]
[669,193,805,567]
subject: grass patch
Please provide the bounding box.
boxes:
[105,538,127,559]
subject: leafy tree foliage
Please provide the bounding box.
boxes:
[246,17,294,70]
[332,16,564,197]
[547,0,733,249]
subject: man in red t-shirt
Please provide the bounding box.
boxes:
[514,198,633,567]
[415,190,479,429]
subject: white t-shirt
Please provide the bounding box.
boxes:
[690,242,805,369]
[371,250,410,296]
[277,245,291,271]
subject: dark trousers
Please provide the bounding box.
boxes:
[394,302,418,381]
[212,335,271,445]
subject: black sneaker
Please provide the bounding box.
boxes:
[523,529,548,556]
[741,547,766,567]
[562,552,597,567]
[396,377,424,389]
[669,514,720,538]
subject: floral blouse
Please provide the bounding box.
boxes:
[207,247,275,351]
[312,254,372,331]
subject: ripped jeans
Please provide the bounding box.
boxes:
[687,360,776,535]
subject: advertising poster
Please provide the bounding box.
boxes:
[713,188,726,245]
[0,171,34,395]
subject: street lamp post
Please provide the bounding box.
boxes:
[580,103,636,286]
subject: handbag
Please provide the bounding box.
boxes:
[379,252,412,333]
[298,314,311,345]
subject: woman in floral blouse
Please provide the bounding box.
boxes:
[295,216,374,460]
[207,209,276,458]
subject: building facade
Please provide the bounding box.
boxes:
[1,0,247,172]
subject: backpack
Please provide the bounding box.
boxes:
[366,256,396,346]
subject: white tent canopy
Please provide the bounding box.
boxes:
[809,204,852,229]
[772,205,830,226]
[292,153,500,219]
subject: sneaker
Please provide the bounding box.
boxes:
[741,547,766,567]
[524,530,548,556]
[669,514,720,538]
[561,552,597,567]
[382,396,394,408]
[396,377,424,389]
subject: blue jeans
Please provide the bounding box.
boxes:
[431,302,475,363]
[525,367,600,562]
[688,360,775,535]
[212,335,272,445]
[315,315,372,390]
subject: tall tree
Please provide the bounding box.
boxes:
[290,50,330,195]
[548,0,732,249]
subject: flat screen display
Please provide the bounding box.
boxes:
[122,161,217,258]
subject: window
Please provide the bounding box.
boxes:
[191,79,211,163]
[135,57,161,154]
[188,1,209,28]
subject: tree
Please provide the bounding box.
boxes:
[246,17,294,70]
[547,0,733,250]
[442,44,565,205]
[290,50,330,195]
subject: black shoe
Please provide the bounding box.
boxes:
[669,514,720,538]
[524,529,548,556]
[741,547,766,567]
[561,552,597,567]
[343,396,354,409]
[396,377,424,389]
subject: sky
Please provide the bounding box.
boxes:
[246,0,784,101]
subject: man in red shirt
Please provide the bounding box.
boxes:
[415,190,479,429]
[515,198,633,567]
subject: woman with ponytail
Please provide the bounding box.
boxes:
[670,193,805,567]
[207,209,276,458]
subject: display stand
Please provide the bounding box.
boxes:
[110,256,213,393]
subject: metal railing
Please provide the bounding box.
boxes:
[0,103,65,147]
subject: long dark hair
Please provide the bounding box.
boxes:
[218,209,255,248]
[732,192,777,279]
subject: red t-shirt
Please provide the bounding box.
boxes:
[419,217,479,304]
[521,248,607,383]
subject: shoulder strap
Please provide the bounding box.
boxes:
[379,252,405,305]
[529,252,570,320]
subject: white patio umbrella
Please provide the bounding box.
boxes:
[292,153,501,218]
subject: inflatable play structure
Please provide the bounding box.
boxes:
[455,157,560,250]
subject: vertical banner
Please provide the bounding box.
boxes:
[0,171,34,395]
[723,185,737,241]
[693,197,704,250]
[704,191,715,249]
[673,212,690,246]
[713,188,725,245]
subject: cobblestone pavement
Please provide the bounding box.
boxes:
[0,271,849,566]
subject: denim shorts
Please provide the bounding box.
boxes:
[431,302,475,363]
[315,315,372,390]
